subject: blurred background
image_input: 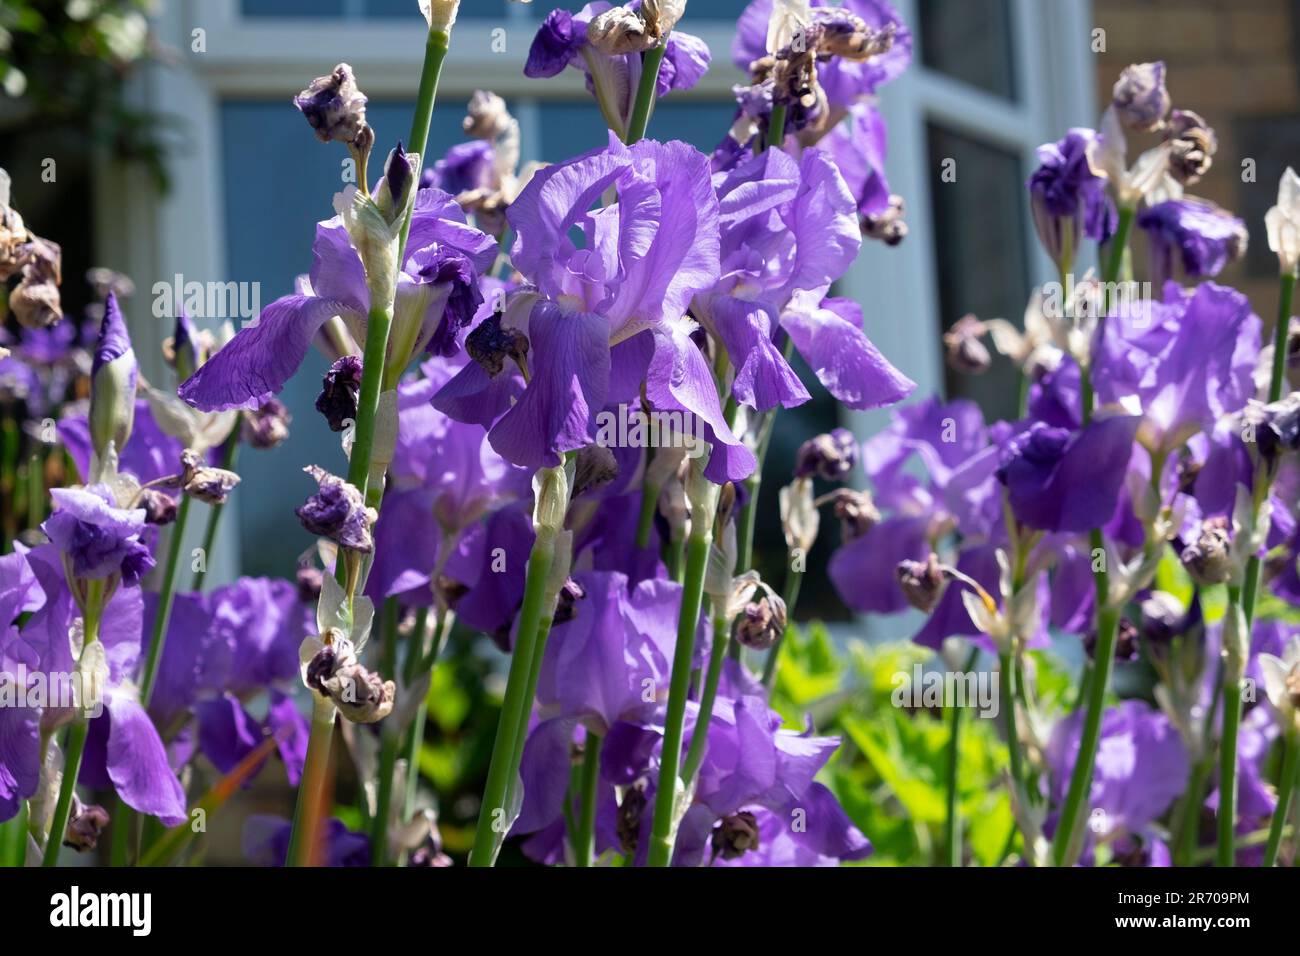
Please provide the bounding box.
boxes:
[4,0,1296,866]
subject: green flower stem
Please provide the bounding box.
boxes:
[765,103,788,152]
[191,435,239,591]
[0,801,27,866]
[469,532,556,867]
[635,474,659,550]
[1049,206,1137,865]
[285,701,337,867]
[999,650,1024,795]
[944,646,980,867]
[369,598,401,866]
[647,512,715,867]
[113,482,195,865]
[1217,679,1244,866]
[574,729,602,867]
[1051,604,1120,866]
[292,19,453,865]
[42,579,104,867]
[1173,674,1222,866]
[1264,730,1299,867]
[396,27,450,258]
[1216,271,1297,865]
[504,618,554,816]
[760,564,802,689]
[682,611,731,787]
[139,493,192,707]
[400,607,435,827]
[1267,271,1295,406]
[1217,588,1250,868]
[624,43,668,144]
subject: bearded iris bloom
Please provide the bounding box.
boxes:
[435,134,755,480]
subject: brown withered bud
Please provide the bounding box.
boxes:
[864,195,908,245]
[463,90,512,141]
[897,553,948,614]
[617,779,649,855]
[179,448,241,505]
[1164,110,1216,187]
[573,443,620,498]
[293,63,370,147]
[829,488,880,541]
[812,9,896,61]
[138,488,178,526]
[736,594,787,651]
[587,6,652,55]
[1180,516,1233,587]
[711,811,760,861]
[943,315,992,375]
[63,798,110,852]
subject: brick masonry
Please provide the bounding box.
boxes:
[1093,0,1299,332]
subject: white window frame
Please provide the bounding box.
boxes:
[94,0,1094,587]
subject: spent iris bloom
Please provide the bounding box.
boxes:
[524,3,711,140]
[1136,198,1247,288]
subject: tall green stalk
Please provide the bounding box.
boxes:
[369,598,401,865]
[191,434,239,591]
[41,579,104,867]
[1049,204,1136,865]
[139,494,192,706]
[944,647,979,866]
[1265,731,1299,867]
[682,612,731,786]
[287,17,452,866]
[574,729,602,867]
[624,44,668,144]
[646,480,716,867]
[468,533,556,866]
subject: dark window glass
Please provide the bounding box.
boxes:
[925,122,1029,422]
[917,0,1017,101]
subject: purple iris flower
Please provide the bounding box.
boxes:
[2,544,187,826]
[1046,701,1189,863]
[0,550,46,821]
[178,188,496,412]
[524,4,711,135]
[732,0,912,110]
[512,571,869,866]
[435,134,754,480]
[698,144,914,414]
[41,485,156,586]
[1027,129,1117,265]
[822,102,893,218]
[1093,282,1260,455]
[147,577,312,784]
[367,354,531,605]
[424,139,495,195]
[996,415,1141,533]
[1136,198,1248,288]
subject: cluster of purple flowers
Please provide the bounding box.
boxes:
[4,1,1300,872]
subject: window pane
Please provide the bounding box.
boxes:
[917,0,1017,101]
[925,123,1029,422]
